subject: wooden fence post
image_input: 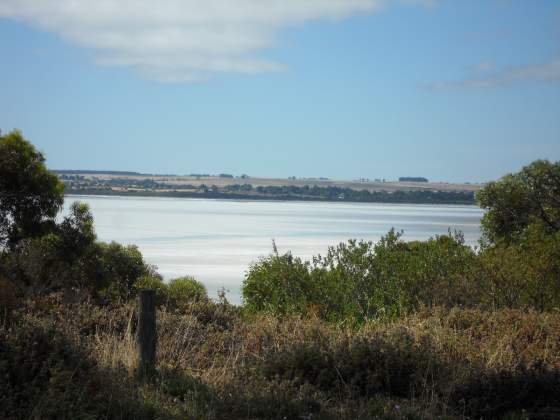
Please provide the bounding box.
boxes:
[137,289,157,377]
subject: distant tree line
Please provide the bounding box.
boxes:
[62,177,476,204]
[399,177,428,182]
[253,184,474,204]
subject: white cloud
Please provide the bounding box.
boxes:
[0,0,385,82]
[431,59,560,90]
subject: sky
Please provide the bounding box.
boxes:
[1,0,559,183]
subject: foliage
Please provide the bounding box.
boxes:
[398,177,428,182]
[2,298,560,419]
[243,230,479,322]
[1,202,98,294]
[0,133,158,301]
[477,159,560,244]
[0,130,65,249]
[254,184,475,204]
[1,202,152,300]
[95,241,151,300]
[242,242,313,315]
[478,221,560,311]
[167,276,208,306]
[133,275,209,309]
[134,273,169,304]
[64,178,476,205]
[474,160,560,311]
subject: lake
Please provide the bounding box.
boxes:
[64,195,483,303]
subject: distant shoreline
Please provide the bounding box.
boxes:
[65,188,477,206]
[59,170,479,205]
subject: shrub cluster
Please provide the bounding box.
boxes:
[0,202,155,301]
[0,201,208,314]
[243,225,560,321]
[135,275,209,309]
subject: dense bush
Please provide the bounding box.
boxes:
[134,273,169,303]
[244,223,560,320]
[243,242,313,315]
[477,159,560,244]
[1,202,99,295]
[243,230,481,321]
[254,184,475,204]
[478,221,560,310]
[134,274,209,310]
[0,201,153,301]
[167,276,208,305]
[95,241,151,300]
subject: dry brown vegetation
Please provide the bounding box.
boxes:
[2,293,559,419]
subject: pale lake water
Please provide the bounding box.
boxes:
[64,195,483,303]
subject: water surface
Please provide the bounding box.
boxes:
[64,195,483,303]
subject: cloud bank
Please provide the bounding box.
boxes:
[0,0,383,82]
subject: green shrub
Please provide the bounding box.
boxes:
[479,221,560,310]
[167,276,208,306]
[477,159,560,244]
[243,230,479,322]
[95,242,150,300]
[1,203,153,301]
[243,246,313,315]
[134,273,168,305]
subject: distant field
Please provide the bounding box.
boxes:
[56,171,481,193]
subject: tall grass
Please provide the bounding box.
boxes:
[2,293,558,419]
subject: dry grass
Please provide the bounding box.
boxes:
[2,296,559,419]
[94,307,138,374]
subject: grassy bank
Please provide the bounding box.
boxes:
[2,295,559,419]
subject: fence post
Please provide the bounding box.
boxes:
[137,289,156,377]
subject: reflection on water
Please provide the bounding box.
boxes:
[64,195,483,303]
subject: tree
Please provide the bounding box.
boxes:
[1,202,97,294]
[95,242,149,299]
[0,132,156,299]
[0,130,64,249]
[477,160,560,244]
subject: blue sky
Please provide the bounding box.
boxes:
[1,0,559,183]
